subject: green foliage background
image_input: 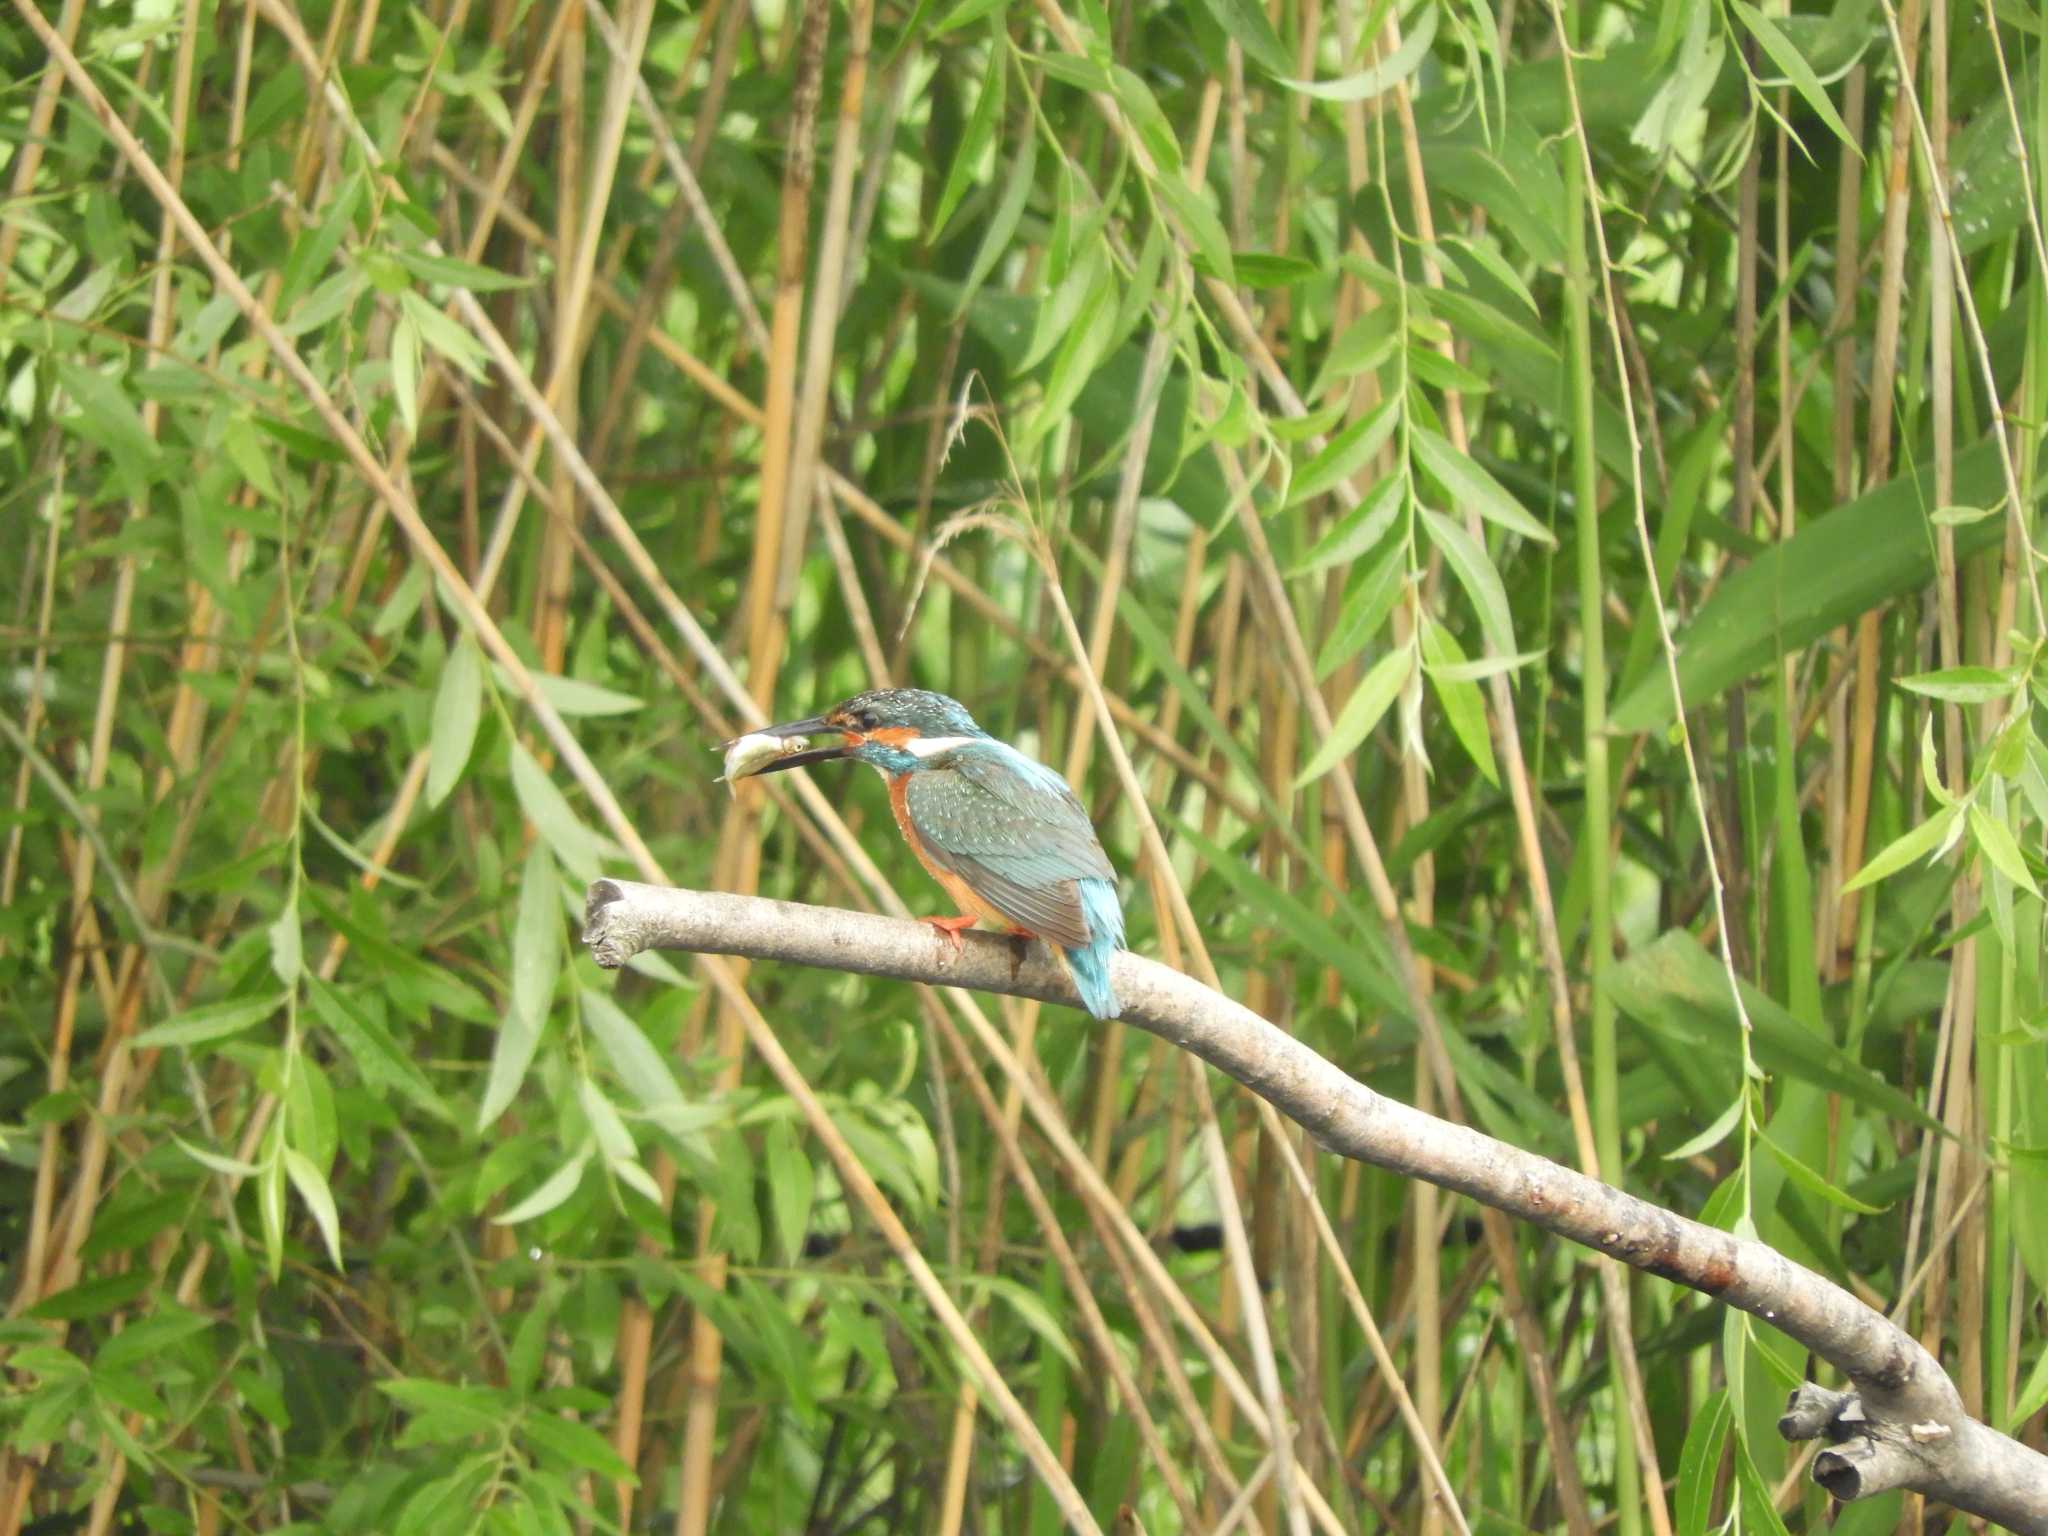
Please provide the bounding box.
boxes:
[1,0,2045,1530]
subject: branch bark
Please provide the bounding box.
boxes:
[583,880,2048,1534]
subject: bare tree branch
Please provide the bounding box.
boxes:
[583,880,2048,1535]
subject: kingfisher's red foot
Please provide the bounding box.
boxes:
[922,913,981,952]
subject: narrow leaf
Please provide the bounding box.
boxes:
[495,1145,593,1225]
[1969,803,2041,897]
[1280,3,1437,99]
[1195,0,1292,78]
[1420,620,1496,786]
[581,988,687,1113]
[172,1136,261,1178]
[1896,664,2017,705]
[1286,399,1398,508]
[1296,647,1412,787]
[132,995,280,1050]
[764,1117,814,1264]
[1420,506,1517,657]
[1411,427,1554,544]
[508,741,608,881]
[427,638,484,808]
[478,843,560,1128]
[1728,0,1856,153]
[931,34,1005,240]
[1674,1389,1731,1536]
[283,1146,345,1269]
[391,314,422,436]
[1841,804,1963,894]
[1663,1095,1745,1161]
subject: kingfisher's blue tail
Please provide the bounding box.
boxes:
[1061,877,1126,1020]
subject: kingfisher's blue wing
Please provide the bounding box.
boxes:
[903,749,1117,950]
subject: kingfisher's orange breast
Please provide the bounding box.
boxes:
[886,771,1027,934]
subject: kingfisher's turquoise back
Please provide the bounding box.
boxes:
[902,741,1125,1019]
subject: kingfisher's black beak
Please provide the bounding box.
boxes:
[724,715,853,777]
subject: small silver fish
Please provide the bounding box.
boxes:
[717,731,812,791]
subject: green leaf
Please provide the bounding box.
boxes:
[521,1408,637,1482]
[1727,0,1855,154]
[1610,931,1943,1133]
[1316,539,1408,679]
[581,988,687,1114]
[390,248,530,293]
[258,1145,286,1278]
[1280,3,1437,99]
[490,662,642,717]
[1194,0,1292,79]
[1420,619,1495,786]
[1296,646,1411,788]
[1021,253,1118,456]
[1108,64,1182,179]
[1896,664,2017,705]
[1732,1417,1797,1536]
[223,413,280,502]
[131,995,280,1050]
[2014,1337,2048,1428]
[1231,252,1320,287]
[306,976,454,1122]
[54,360,160,472]
[1153,171,1235,287]
[1663,1095,1745,1161]
[1840,803,1963,894]
[1969,803,2040,898]
[172,1135,261,1178]
[428,638,484,808]
[399,289,490,380]
[28,1269,151,1321]
[1286,399,1398,509]
[1420,506,1516,657]
[1308,305,1400,401]
[764,1116,814,1264]
[391,312,422,436]
[931,32,1005,241]
[1758,1131,1886,1215]
[508,741,610,882]
[1293,472,1404,577]
[268,904,303,987]
[381,1378,509,1441]
[957,127,1038,312]
[579,1078,635,1161]
[479,843,560,1128]
[1674,1389,1731,1536]
[495,1145,593,1225]
[283,1146,346,1268]
[1930,503,1997,526]
[97,1307,213,1374]
[1410,427,1554,545]
[1611,440,2018,732]
[969,1273,1080,1372]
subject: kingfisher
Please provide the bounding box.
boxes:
[725,689,1125,1019]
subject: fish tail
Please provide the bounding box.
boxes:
[1061,877,1126,1020]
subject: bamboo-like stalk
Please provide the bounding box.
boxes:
[1553,0,1638,1516]
[1839,0,1927,955]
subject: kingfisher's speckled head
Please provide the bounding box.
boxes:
[729,689,991,778]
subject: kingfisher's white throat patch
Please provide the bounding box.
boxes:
[903,735,978,759]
